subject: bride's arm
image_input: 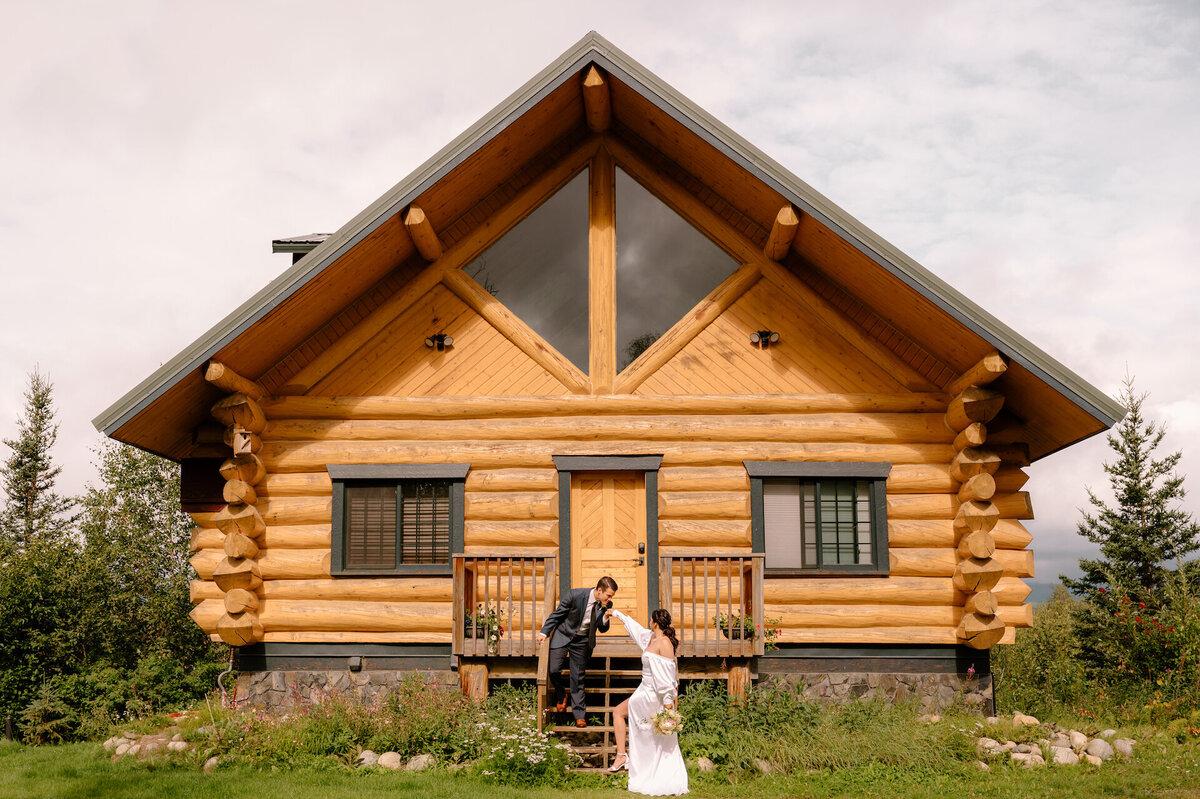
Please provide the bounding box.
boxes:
[611,609,652,650]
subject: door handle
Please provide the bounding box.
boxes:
[631,556,644,566]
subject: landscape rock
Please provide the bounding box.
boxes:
[168,741,188,752]
[126,744,142,757]
[1012,712,1040,727]
[974,760,990,772]
[1113,739,1135,758]
[753,758,774,774]
[985,716,999,725]
[1084,754,1103,766]
[203,756,219,773]
[122,730,137,740]
[1085,738,1115,761]
[918,713,941,723]
[378,752,403,770]
[1050,733,1071,748]
[114,743,130,757]
[976,737,1003,755]
[171,733,183,742]
[141,741,161,755]
[1013,744,1032,754]
[405,754,435,771]
[102,736,121,751]
[1002,740,1017,751]
[1099,729,1117,739]
[1051,746,1079,765]
[196,726,215,737]
[1068,730,1088,750]
[697,757,715,773]
[1010,752,1040,767]
[357,750,379,767]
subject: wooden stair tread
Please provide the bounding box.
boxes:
[552,724,615,732]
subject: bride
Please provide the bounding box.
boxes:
[606,607,688,795]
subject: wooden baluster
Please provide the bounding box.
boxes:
[519,558,527,656]
[738,557,746,658]
[453,556,464,656]
[505,558,514,658]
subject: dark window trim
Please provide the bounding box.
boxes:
[329,464,467,577]
[555,455,661,609]
[747,461,890,578]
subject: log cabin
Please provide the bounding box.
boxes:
[95,32,1122,726]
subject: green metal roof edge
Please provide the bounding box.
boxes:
[94,31,1123,441]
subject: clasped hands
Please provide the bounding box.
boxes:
[535,606,616,643]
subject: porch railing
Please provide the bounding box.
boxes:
[659,553,765,658]
[453,549,557,658]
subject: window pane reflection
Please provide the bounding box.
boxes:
[615,167,738,370]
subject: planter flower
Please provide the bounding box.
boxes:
[465,604,506,654]
[711,610,782,651]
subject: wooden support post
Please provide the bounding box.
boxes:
[950,447,1001,481]
[582,66,611,133]
[589,146,616,393]
[204,361,265,399]
[727,663,751,701]
[763,205,799,260]
[460,662,489,701]
[403,205,443,261]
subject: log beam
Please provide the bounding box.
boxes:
[950,447,1002,481]
[589,146,616,392]
[957,473,997,503]
[211,394,266,434]
[957,612,1006,649]
[945,351,1008,397]
[764,205,799,260]
[964,591,999,616]
[220,454,266,486]
[222,479,258,506]
[204,361,265,400]
[403,205,443,261]
[956,530,996,560]
[582,66,611,133]
[953,422,987,451]
[442,267,591,394]
[945,387,1004,432]
[952,557,1004,592]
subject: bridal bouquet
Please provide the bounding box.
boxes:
[641,706,683,736]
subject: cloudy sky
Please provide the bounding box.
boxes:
[2,1,1198,596]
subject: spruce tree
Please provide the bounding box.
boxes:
[0,370,76,548]
[1062,377,1200,604]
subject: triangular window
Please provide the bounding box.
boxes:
[462,170,591,372]
[614,167,738,369]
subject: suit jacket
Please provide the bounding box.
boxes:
[540,587,611,650]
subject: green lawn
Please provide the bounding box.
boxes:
[3,740,1199,799]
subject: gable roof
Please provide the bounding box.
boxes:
[93,31,1124,461]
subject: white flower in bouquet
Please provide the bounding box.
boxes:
[640,707,683,735]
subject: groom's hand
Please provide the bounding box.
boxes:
[536,632,548,643]
[603,609,614,621]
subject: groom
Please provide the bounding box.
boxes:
[537,576,618,727]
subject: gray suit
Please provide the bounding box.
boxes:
[540,587,611,719]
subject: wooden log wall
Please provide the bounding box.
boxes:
[197,362,269,646]
[184,386,1035,648]
[943,352,1017,650]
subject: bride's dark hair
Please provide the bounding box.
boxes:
[651,608,679,654]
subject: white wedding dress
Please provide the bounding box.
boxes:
[612,610,689,796]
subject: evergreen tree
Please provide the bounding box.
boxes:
[0,370,76,548]
[1062,377,1200,680]
[1062,376,1200,604]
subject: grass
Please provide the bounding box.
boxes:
[3,735,1198,799]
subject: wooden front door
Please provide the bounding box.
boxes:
[570,471,647,639]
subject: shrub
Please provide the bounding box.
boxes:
[993,585,1090,717]
[19,683,77,745]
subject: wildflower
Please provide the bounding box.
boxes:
[967,664,976,677]
[1099,587,1107,594]
[1135,616,1141,624]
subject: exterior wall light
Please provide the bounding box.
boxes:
[750,330,779,348]
[424,333,454,350]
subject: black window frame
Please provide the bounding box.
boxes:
[329,464,468,577]
[745,461,891,577]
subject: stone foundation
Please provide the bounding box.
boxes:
[760,671,993,714]
[236,668,459,710]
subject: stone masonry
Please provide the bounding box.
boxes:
[761,671,994,714]
[237,668,459,710]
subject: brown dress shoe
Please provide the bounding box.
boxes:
[575,718,587,728]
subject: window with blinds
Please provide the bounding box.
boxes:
[748,461,890,576]
[763,478,876,569]
[342,480,452,570]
